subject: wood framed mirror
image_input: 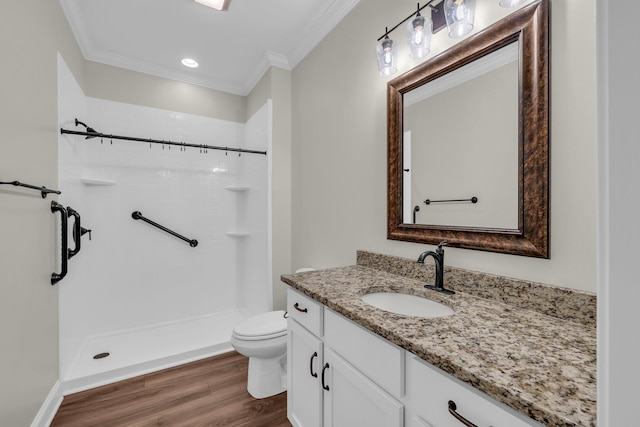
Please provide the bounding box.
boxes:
[387,0,549,258]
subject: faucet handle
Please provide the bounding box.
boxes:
[437,241,447,250]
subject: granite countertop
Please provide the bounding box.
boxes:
[281,263,596,427]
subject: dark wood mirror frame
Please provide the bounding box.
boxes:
[387,0,549,258]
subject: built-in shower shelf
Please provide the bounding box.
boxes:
[80,178,117,186]
[225,186,249,192]
[225,231,250,237]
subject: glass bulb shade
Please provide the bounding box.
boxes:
[499,0,526,6]
[376,37,397,76]
[444,0,476,38]
[406,14,433,59]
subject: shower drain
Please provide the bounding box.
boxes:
[93,352,110,360]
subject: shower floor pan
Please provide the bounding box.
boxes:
[62,309,248,394]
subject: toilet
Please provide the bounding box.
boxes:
[230,310,288,399]
[231,267,314,399]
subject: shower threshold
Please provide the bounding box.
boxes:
[62,309,248,394]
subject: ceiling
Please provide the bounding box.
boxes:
[59,0,360,96]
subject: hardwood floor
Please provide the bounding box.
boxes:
[51,351,292,427]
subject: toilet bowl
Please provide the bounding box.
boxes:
[230,310,288,399]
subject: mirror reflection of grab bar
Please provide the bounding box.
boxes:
[424,196,478,205]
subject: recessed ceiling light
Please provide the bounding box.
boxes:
[194,0,230,11]
[181,58,199,68]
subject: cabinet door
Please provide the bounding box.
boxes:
[288,318,323,427]
[323,348,403,427]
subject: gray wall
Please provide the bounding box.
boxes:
[291,0,597,293]
[0,1,83,425]
[247,68,294,310]
[84,61,246,123]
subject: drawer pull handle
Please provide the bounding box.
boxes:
[294,302,308,313]
[448,400,479,427]
[321,363,330,391]
[310,352,318,378]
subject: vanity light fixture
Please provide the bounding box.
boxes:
[376,2,445,76]
[181,58,199,68]
[194,0,230,11]
[499,0,527,7]
[406,5,433,59]
[376,30,398,76]
[444,0,476,38]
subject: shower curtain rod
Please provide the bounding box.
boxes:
[0,180,61,198]
[60,119,267,156]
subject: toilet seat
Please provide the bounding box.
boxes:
[232,310,287,341]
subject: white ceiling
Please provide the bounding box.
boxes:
[59,0,360,96]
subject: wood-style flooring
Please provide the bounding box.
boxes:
[51,351,291,427]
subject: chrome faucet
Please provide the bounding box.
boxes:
[417,241,455,295]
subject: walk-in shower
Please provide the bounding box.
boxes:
[57,56,272,393]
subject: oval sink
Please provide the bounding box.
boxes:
[361,292,455,318]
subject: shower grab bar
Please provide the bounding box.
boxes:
[67,207,91,259]
[51,201,68,285]
[0,180,61,199]
[424,196,478,205]
[67,207,81,259]
[132,211,198,247]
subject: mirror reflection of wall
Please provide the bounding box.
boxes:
[403,42,519,229]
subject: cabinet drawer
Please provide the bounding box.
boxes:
[287,288,323,337]
[324,309,404,397]
[406,356,543,427]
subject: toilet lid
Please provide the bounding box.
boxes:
[233,310,287,338]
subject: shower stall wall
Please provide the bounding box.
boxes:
[57,57,272,393]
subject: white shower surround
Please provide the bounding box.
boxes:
[57,57,272,392]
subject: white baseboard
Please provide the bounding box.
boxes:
[30,380,63,427]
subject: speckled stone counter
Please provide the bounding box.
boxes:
[281,253,596,427]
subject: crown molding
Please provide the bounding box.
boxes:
[58,0,94,58]
[59,0,360,96]
[286,0,360,68]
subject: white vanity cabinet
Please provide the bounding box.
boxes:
[287,288,403,427]
[287,287,542,427]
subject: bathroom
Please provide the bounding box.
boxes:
[0,0,636,426]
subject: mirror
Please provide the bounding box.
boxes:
[387,0,549,258]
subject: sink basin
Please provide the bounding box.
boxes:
[360,292,455,318]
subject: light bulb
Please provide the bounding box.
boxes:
[406,13,432,59]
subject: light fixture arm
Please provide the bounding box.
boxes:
[376,1,439,41]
